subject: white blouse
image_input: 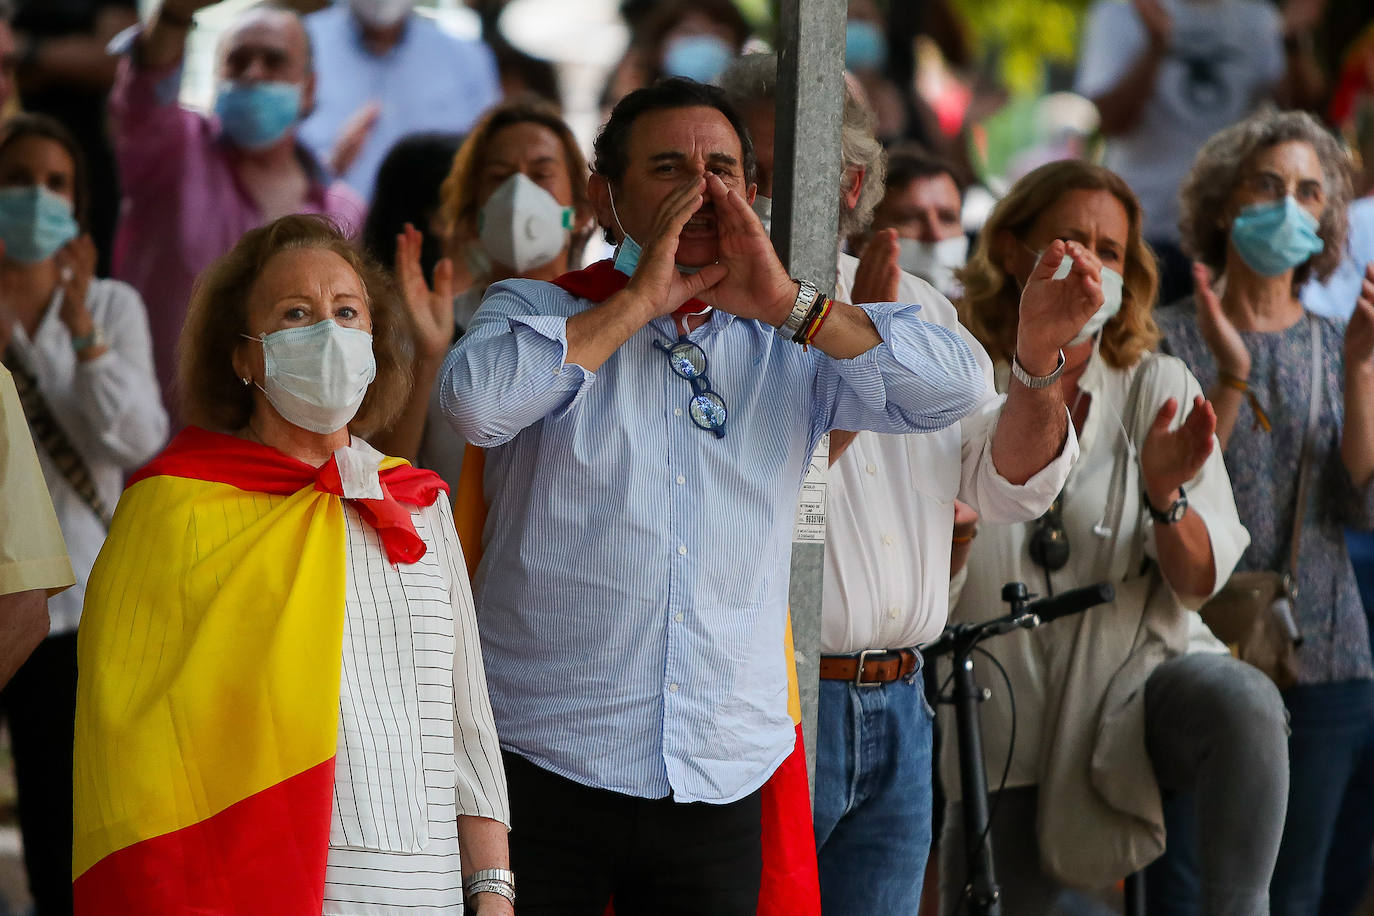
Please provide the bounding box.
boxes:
[323,447,509,915]
[8,279,167,634]
[940,349,1248,801]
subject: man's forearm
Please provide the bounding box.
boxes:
[564,289,654,372]
[0,589,49,688]
[808,300,883,361]
[137,6,193,71]
[989,381,1070,486]
[1092,42,1167,135]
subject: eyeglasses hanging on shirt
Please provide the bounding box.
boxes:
[653,337,728,438]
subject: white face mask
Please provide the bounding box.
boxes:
[751,195,772,234]
[479,173,574,273]
[245,319,377,434]
[1043,254,1125,345]
[349,0,415,28]
[897,235,968,296]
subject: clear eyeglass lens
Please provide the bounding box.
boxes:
[689,392,727,430]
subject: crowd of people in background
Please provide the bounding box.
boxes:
[2,0,1374,914]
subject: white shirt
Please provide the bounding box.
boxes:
[323,442,509,914]
[1075,0,1283,241]
[820,255,1076,653]
[1303,196,1374,320]
[7,278,167,634]
[940,350,1247,799]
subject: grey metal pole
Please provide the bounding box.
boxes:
[773,0,846,784]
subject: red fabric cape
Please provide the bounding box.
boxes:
[130,426,449,564]
[552,259,712,322]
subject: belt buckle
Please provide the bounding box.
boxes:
[854,648,884,687]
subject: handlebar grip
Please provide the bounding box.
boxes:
[1024,582,1115,624]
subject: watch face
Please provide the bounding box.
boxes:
[1168,498,1188,523]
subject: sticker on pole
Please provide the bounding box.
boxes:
[792,432,829,543]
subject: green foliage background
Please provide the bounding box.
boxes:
[953,0,1093,92]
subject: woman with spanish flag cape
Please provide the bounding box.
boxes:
[73,216,514,915]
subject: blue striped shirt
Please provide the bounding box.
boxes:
[440,275,983,803]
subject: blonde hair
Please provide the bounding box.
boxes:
[957,160,1159,370]
[178,215,413,438]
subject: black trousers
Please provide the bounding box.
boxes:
[1,632,77,916]
[504,751,763,915]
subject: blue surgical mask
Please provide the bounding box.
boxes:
[1229,196,1324,277]
[663,34,735,85]
[845,21,887,71]
[0,185,79,263]
[215,81,303,151]
[607,185,703,278]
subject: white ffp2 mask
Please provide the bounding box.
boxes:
[478,173,575,273]
[246,319,377,434]
[897,235,968,296]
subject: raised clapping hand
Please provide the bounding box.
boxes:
[56,235,97,342]
[1015,239,1104,375]
[624,176,727,319]
[1141,395,1217,508]
[394,223,456,363]
[1193,262,1251,378]
[850,229,902,305]
[1344,263,1374,368]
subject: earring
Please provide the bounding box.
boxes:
[240,376,251,386]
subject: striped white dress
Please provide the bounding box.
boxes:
[322,489,509,914]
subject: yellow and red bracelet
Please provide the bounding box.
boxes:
[797,295,833,349]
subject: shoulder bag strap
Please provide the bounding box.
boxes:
[1283,315,1323,599]
[2,345,112,529]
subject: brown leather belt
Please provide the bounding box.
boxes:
[819,648,921,685]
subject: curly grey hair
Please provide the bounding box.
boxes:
[1179,109,1353,290]
[719,52,886,238]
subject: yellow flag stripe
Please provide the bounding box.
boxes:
[74,475,347,877]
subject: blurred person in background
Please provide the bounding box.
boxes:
[1075,0,1287,305]
[359,131,464,284]
[601,0,751,110]
[845,0,945,147]
[370,99,593,493]
[108,0,364,424]
[298,0,502,203]
[853,144,970,300]
[1156,109,1374,916]
[9,0,138,275]
[948,157,1285,916]
[0,113,165,916]
[722,52,1086,914]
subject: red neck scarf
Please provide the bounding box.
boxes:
[129,427,449,564]
[553,259,711,324]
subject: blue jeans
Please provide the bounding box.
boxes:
[1270,680,1374,916]
[814,666,935,915]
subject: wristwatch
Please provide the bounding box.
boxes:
[1145,486,1188,525]
[778,279,820,339]
[1009,349,1065,389]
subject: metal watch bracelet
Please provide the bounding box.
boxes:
[778,279,820,339]
[1009,349,1066,389]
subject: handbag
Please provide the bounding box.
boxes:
[1198,316,1319,689]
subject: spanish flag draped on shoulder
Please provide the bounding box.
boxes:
[457,260,821,915]
[72,427,447,914]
